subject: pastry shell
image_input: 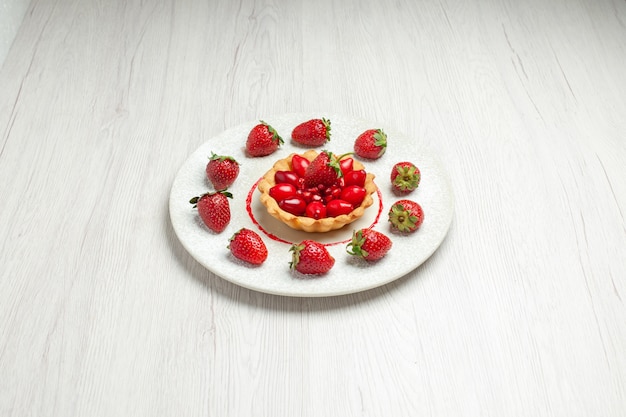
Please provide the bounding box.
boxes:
[257,150,377,232]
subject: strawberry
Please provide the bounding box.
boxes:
[354,129,387,159]
[292,118,331,146]
[390,162,420,194]
[289,240,335,275]
[388,199,424,233]
[189,190,233,233]
[303,150,346,188]
[206,152,240,190]
[246,120,284,157]
[227,228,268,265]
[346,229,393,261]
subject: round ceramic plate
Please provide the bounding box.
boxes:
[169,113,454,297]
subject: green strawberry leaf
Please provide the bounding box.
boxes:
[261,120,284,146]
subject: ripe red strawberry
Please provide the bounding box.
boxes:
[189,190,233,233]
[303,150,345,188]
[388,199,424,233]
[354,129,387,159]
[346,229,393,261]
[206,152,240,190]
[292,118,331,146]
[390,161,420,194]
[289,240,335,275]
[246,120,283,157]
[227,228,268,265]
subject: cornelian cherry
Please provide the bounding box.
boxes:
[274,171,300,188]
[305,201,327,219]
[344,170,366,187]
[326,199,354,217]
[291,155,309,177]
[339,157,354,176]
[340,185,366,206]
[279,196,307,216]
[296,189,314,203]
[270,183,297,202]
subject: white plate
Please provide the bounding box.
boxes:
[169,113,454,297]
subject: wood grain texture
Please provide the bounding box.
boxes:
[1,0,625,416]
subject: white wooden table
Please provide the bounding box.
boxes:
[1,0,625,415]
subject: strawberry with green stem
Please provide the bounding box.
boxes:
[292,118,331,146]
[346,229,393,261]
[189,190,233,233]
[388,199,424,233]
[354,129,387,159]
[246,120,283,157]
[228,228,268,265]
[390,162,420,194]
[289,240,335,275]
[206,152,240,190]
[303,150,352,188]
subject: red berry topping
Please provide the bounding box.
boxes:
[303,150,349,188]
[265,151,373,221]
[291,154,310,177]
[344,169,367,187]
[305,201,327,219]
[279,196,307,216]
[326,199,353,217]
[340,185,366,206]
[339,157,354,176]
[269,183,297,202]
[274,170,301,188]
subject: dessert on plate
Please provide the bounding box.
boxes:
[257,150,377,233]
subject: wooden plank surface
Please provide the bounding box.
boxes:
[0,0,625,416]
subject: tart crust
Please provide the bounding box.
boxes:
[257,150,377,232]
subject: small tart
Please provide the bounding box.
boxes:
[258,150,377,233]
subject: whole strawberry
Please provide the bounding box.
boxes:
[189,190,233,233]
[390,162,420,194]
[388,199,424,233]
[354,129,387,159]
[289,240,335,275]
[206,152,240,190]
[228,228,268,265]
[346,229,393,261]
[292,118,331,146]
[303,150,345,188]
[246,120,284,157]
